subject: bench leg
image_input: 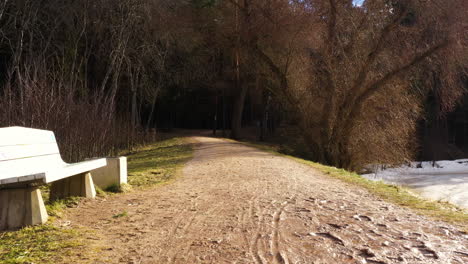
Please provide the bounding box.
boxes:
[0,186,48,230]
[50,172,96,200]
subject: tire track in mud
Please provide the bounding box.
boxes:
[166,214,197,263]
[250,199,265,264]
[271,202,287,264]
[158,191,205,263]
[270,174,298,264]
[241,195,265,264]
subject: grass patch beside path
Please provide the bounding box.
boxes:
[0,225,85,264]
[241,140,468,230]
[1,137,194,263]
[0,197,91,264]
[126,137,193,187]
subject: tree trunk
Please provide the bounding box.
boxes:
[231,83,248,139]
[230,0,244,140]
[213,93,218,135]
[131,89,139,127]
[146,87,160,130]
[260,93,271,141]
[222,85,227,137]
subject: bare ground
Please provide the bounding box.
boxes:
[65,136,468,264]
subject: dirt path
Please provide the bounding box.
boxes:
[66,137,468,264]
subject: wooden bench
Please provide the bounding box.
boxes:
[0,127,106,230]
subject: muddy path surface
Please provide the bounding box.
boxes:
[65,137,468,264]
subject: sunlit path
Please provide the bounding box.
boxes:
[65,137,468,263]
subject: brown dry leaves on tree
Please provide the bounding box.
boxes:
[269,0,468,170]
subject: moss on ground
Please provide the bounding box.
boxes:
[126,137,193,187]
[45,197,82,217]
[0,136,193,263]
[0,224,85,264]
[241,140,468,230]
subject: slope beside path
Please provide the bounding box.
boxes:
[65,136,468,263]
[363,161,468,209]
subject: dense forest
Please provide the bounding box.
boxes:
[0,0,466,170]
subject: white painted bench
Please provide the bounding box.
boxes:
[0,127,107,230]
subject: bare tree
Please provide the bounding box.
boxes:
[225,0,466,169]
[292,0,467,169]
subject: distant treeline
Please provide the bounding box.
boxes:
[0,0,466,169]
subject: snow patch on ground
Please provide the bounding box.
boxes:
[362,159,468,209]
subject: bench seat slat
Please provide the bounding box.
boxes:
[0,154,64,181]
[0,127,107,186]
[45,158,107,183]
[0,173,45,185]
[0,143,60,161]
[0,127,56,146]
[0,159,107,185]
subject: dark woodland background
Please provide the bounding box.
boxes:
[0,0,466,170]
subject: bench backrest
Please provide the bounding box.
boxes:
[0,127,64,180]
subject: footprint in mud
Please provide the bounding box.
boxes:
[327,223,348,229]
[295,207,311,213]
[413,242,439,259]
[358,249,388,264]
[365,259,387,264]
[312,232,346,246]
[376,223,388,229]
[359,248,376,258]
[454,250,468,260]
[353,214,373,222]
